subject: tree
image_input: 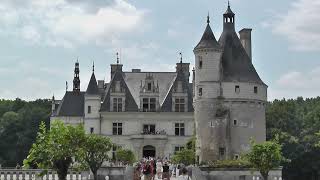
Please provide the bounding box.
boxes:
[247,140,283,180]
[78,134,112,180]
[116,148,135,165]
[24,121,85,180]
[171,149,195,166]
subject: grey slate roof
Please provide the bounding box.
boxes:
[160,68,194,112]
[218,28,266,85]
[86,72,99,95]
[100,71,139,112]
[194,24,221,50]
[56,91,85,116]
[224,5,235,15]
[123,72,177,107]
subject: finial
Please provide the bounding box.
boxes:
[207,12,210,24]
[92,61,95,72]
[179,52,183,63]
[66,81,68,92]
[116,52,119,64]
[228,0,230,7]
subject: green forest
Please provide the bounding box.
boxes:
[0,97,320,180]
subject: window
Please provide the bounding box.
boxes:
[219,147,225,157]
[112,145,118,160]
[143,124,156,134]
[150,98,156,111]
[113,98,123,112]
[142,98,156,112]
[233,119,237,126]
[235,85,240,94]
[147,83,152,91]
[90,127,94,134]
[112,123,123,135]
[198,56,203,69]
[175,123,185,136]
[254,86,258,94]
[88,106,91,114]
[174,146,184,154]
[175,98,185,112]
[234,154,240,160]
[198,88,202,96]
[239,175,246,180]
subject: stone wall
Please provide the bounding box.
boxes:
[192,167,282,180]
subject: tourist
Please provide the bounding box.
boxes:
[156,159,163,179]
[133,163,141,180]
[142,161,152,180]
[178,167,191,180]
[176,164,181,177]
[162,162,170,180]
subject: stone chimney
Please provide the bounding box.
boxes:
[176,62,190,82]
[239,28,252,60]
[111,64,123,78]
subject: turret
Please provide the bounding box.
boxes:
[223,2,235,32]
[73,60,80,92]
[193,14,223,98]
[84,62,101,134]
[111,52,123,79]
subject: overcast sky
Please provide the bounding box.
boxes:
[0,0,319,101]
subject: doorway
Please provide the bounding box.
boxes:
[143,145,156,158]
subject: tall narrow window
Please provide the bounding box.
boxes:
[254,86,258,94]
[147,83,152,91]
[88,106,91,114]
[175,98,185,112]
[112,145,117,160]
[150,98,156,112]
[90,127,94,134]
[235,85,240,94]
[199,88,203,96]
[175,123,185,136]
[198,56,203,69]
[233,119,237,126]
[112,123,123,135]
[113,98,123,112]
[219,147,225,157]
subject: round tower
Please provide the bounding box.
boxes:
[193,14,227,163]
[84,63,101,134]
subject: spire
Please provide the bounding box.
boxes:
[223,1,235,31]
[194,13,220,50]
[86,70,99,95]
[116,52,119,64]
[179,52,183,63]
[73,60,80,92]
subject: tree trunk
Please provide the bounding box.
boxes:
[57,168,68,180]
[92,170,98,180]
[261,172,269,180]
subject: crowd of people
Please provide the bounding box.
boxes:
[133,157,192,180]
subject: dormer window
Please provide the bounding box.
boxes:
[175,98,185,112]
[113,98,123,112]
[142,98,156,112]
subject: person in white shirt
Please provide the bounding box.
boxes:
[156,159,163,179]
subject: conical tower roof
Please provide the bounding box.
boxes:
[194,15,221,50]
[86,72,99,94]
